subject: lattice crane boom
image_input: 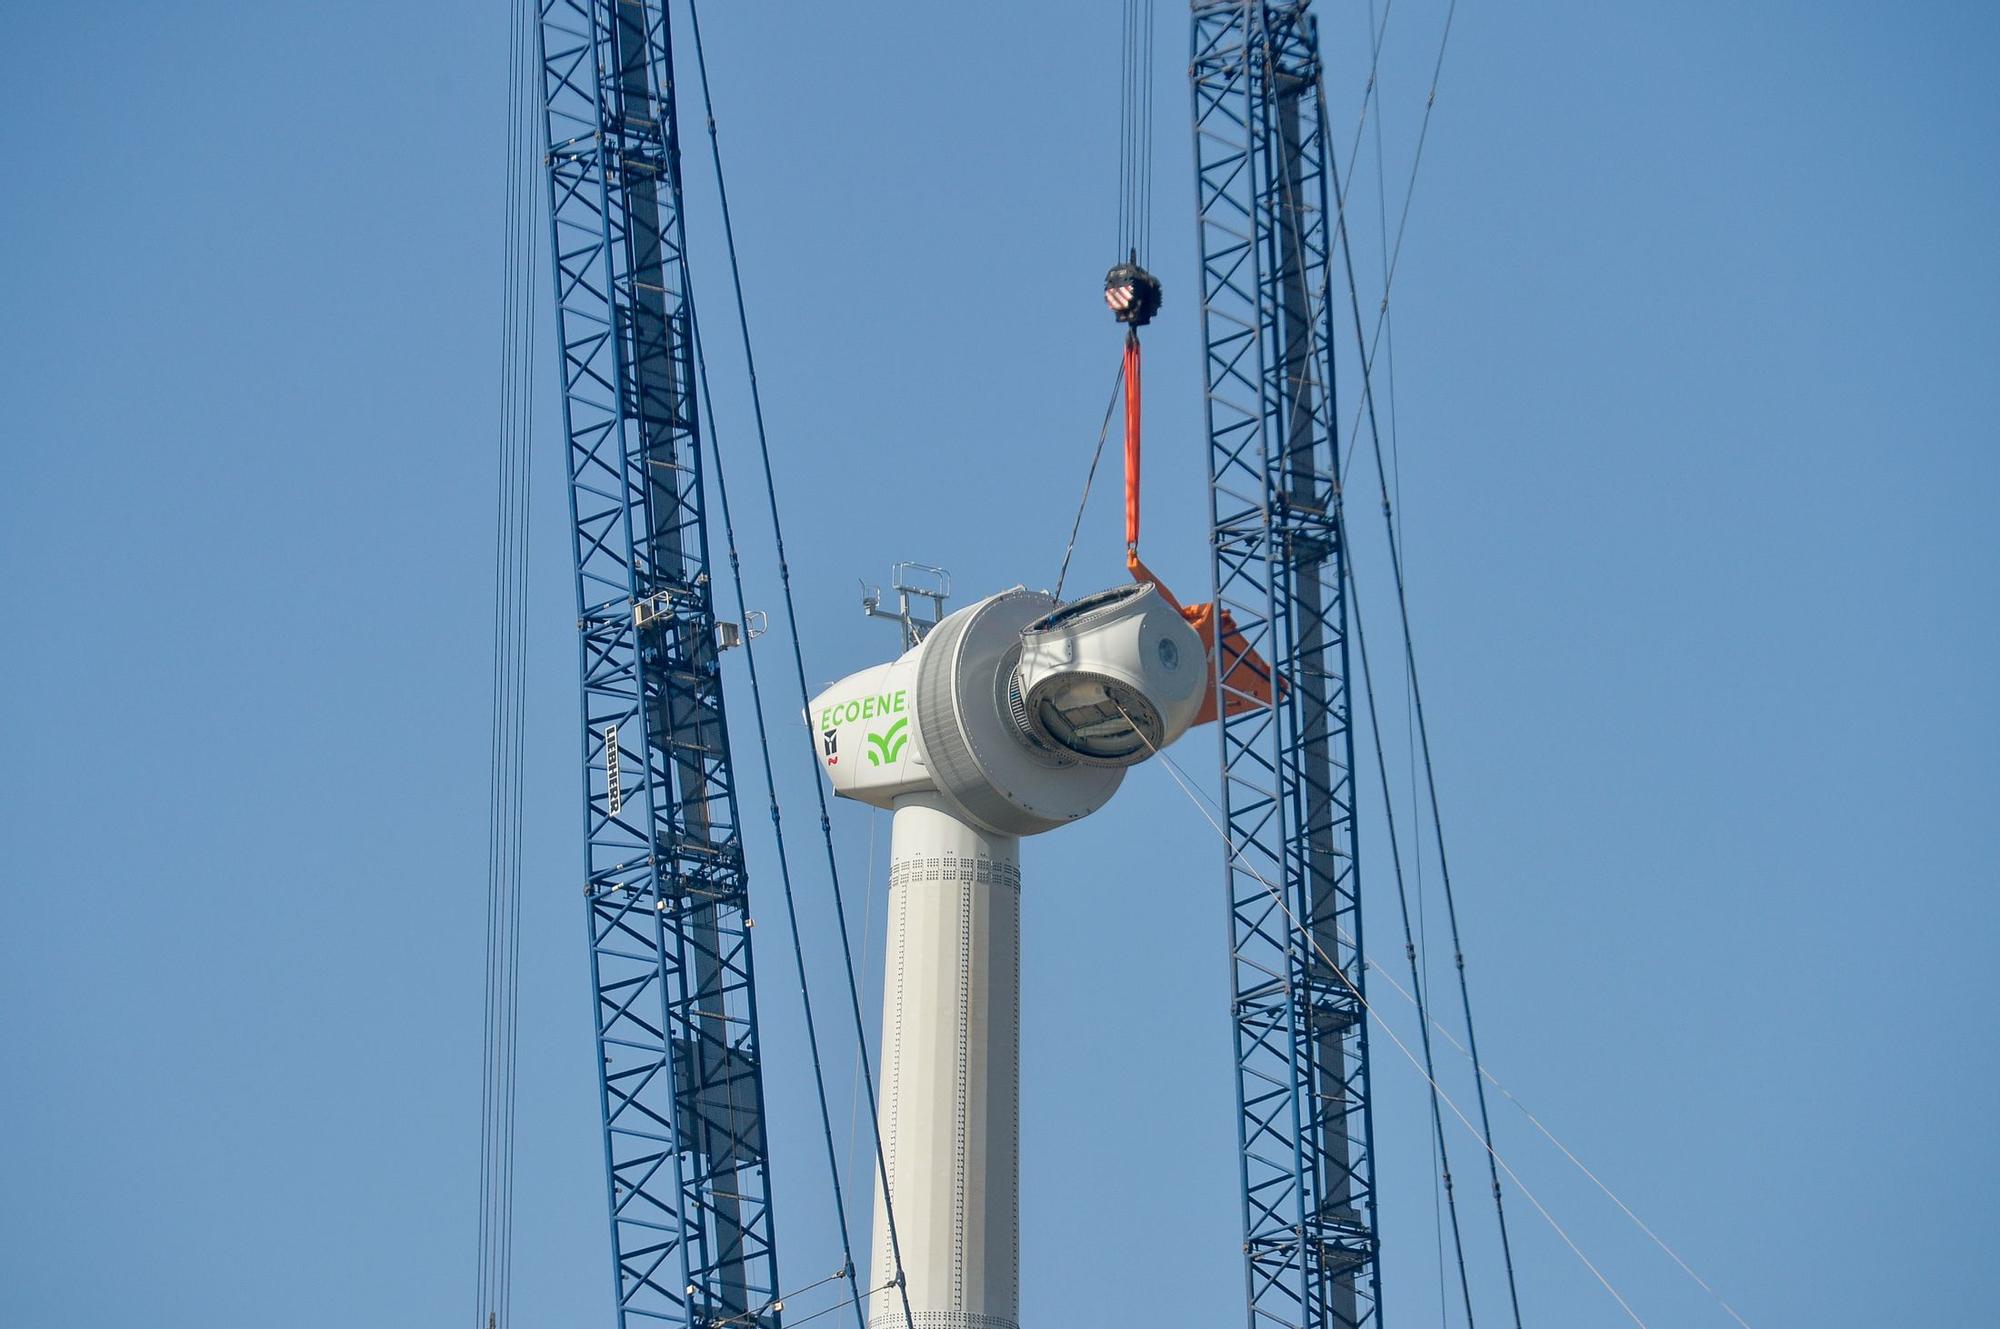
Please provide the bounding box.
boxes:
[534,2,782,1324]
[1190,4,1383,1327]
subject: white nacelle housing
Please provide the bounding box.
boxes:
[811,583,1203,836]
[1014,582,1204,766]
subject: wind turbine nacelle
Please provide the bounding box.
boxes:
[1012,582,1204,766]
[810,584,1201,836]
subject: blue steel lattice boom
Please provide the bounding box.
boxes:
[535,2,782,1325]
[1191,3,1382,1327]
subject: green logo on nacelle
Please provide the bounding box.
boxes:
[865,717,909,767]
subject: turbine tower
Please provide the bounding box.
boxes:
[813,582,1206,1329]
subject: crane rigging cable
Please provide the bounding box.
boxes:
[1116,0,1157,262]
[1144,701,1755,1326]
[1109,525,1755,1327]
[681,7,921,1328]
[1352,9,1452,1315]
[639,59,876,1328]
[1338,0,1460,484]
[1108,9,1283,727]
[1230,14,1484,1324]
[1107,0,1160,586]
[1051,361,1123,605]
[1346,507,1759,1329]
[842,811,880,1185]
[1309,21,1536,1326]
[1126,717,1654,1328]
[1346,485,1480,1329]
[1180,42,1754,1303]
[1244,10,1505,1324]
[689,287,869,1329]
[474,1,536,1324]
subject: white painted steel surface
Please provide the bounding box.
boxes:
[868,794,1021,1329]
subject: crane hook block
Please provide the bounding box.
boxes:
[1104,257,1163,327]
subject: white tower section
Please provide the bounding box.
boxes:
[812,584,1204,1329]
[873,796,1020,1329]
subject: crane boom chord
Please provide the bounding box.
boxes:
[535,2,782,1324]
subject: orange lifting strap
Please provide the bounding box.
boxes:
[1123,332,1142,550]
[1118,328,1278,726]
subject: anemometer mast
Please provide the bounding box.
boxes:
[861,562,953,650]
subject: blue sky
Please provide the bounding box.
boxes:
[3,3,1995,1327]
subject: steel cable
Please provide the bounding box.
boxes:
[1118,0,1157,260]
[1144,679,1754,1328]
[475,0,537,1323]
[1238,15,1486,1322]
[1333,183,1529,1329]
[688,288,870,1329]
[1054,360,1127,602]
[1117,705,1653,1329]
[1288,12,1528,1320]
[844,812,880,1189]
[683,8,920,1328]
[1338,0,1459,484]
[1346,495,1478,1327]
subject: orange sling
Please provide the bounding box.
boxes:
[1118,328,1278,726]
